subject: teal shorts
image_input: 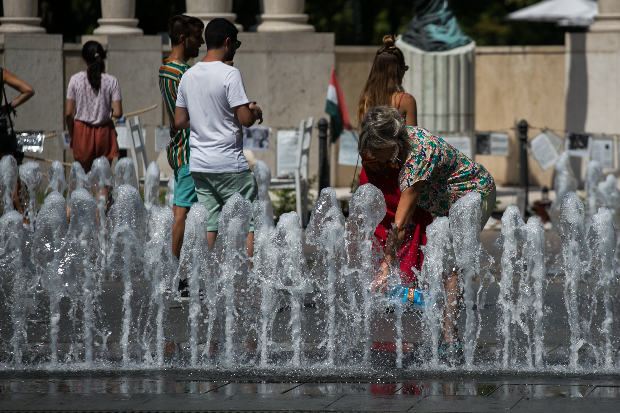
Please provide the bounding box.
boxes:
[191,169,258,232]
[173,164,198,207]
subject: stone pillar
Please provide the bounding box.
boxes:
[186,0,242,31]
[397,39,475,135]
[93,0,143,36]
[590,0,620,32]
[0,0,45,34]
[255,0,314,33]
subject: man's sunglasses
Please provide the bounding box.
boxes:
[233,39,242,49]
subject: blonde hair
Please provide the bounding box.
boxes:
[356,35,407,127]
[358,106,409,163]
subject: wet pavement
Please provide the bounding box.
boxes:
[2,375,620,412]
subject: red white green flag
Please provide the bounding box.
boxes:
[325,67,352,142]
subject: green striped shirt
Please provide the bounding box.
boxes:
[159,57,190,169]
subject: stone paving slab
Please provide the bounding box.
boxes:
[323,394,423,411]
[131,393,232,411]
[408,395,523,412]
[13,393,155,411]
[220,393,343,411]
[508,396,620,412]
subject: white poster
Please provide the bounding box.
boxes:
[155,126,170,152]
[490,132,509,156]
[443,136,472,158]
[529,132,559,171]
[338,130,360,166]
[243,126,271,151]
[276,129,298,177]
[590,138,614,169]
[545,129,564,152]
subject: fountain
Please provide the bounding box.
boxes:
[0,152,619,375]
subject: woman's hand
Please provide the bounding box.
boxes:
[370,261,390,292]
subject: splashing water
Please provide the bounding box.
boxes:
[549,152,578,225]
[0,155,17,215]
[165,178,175,209]
[345,184,385,363]
[144,161,160,212]
[45,160,67,196]
[18,162,42,230]
[584,160,604,225]
[253,160,274,225]
[67,162,87,207]
[114,157,139,192]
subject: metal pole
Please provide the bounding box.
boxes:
[518,119,529,215]
[317,118,329,192]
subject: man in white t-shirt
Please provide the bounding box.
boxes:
[175,18,263,256]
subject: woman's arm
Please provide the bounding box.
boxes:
[65,99,76,144]
[371,180,423,291]
[2,69,34,112]
[400,94,418,126]
[112,100,122,119]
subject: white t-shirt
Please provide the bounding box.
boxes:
[176,61,250,173]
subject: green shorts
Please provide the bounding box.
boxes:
[173,164,198,207]
[191,169,258,232]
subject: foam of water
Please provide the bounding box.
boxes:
[114,157,139,192]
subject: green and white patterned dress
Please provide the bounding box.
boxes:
[398,126,495,216]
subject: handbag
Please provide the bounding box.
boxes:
[0,68,17,154]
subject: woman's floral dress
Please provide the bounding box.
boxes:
[398,126,495,216]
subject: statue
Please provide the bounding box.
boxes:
[401,0,471,52]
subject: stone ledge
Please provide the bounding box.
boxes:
[476,45,565,55]
[237,32,334,53]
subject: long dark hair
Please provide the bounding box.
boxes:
[357,35,407,126]
[82,41,106,91]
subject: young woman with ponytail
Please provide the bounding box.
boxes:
[356,35,433,287]
[65,41,122,173]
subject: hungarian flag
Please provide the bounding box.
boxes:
[325,68,352,142]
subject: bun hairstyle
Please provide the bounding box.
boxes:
[357,35,407,126]
[82,41,106,91]
[382,34,396,48]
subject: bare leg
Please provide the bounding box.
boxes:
[172,205,191,259]
[246,232,254,269]
[207,231,218,250]
[442,270,461,343]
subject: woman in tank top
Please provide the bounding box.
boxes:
[356,35,433,287]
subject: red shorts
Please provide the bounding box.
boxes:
[72,120,119,173]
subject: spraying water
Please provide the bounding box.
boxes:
[144,161,160,212]
[89,157,114,265]
[0,211,35,364]
[449,192,483,368]
[45,160,67,196]
[344,184,385,363]
[165,179,175,209]
[143,205,177,365]
[107,184,147,364]
[18,161,42,230]
[67,162,87,208]
[306,188,345,366]
[0,155,17,215]
[33,192,68,364]
[253,160,274,225]
[176,203,211,366]
[114,157,139,192]
[549,152,578,225]
[584,160,604,225]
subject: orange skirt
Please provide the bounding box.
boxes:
[72,120,119,173]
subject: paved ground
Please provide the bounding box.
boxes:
[2,375,620,412]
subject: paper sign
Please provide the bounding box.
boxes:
[116,122,146,149]
[243,126,271,151]
[545,129,564,152]
[490,133,509,156]
[590,138,614,169]
[155,126,170,152]
[17,132,45,153]
[443,136,472,158]
[529,132,559,171]
[338,130,360,166]
[276,129,298,177]
[565,132,591,158]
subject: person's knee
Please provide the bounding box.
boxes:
[173,206,190,223]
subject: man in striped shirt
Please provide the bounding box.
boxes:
[159,15,204,259]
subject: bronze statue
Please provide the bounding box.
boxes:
[401,0,471,52]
